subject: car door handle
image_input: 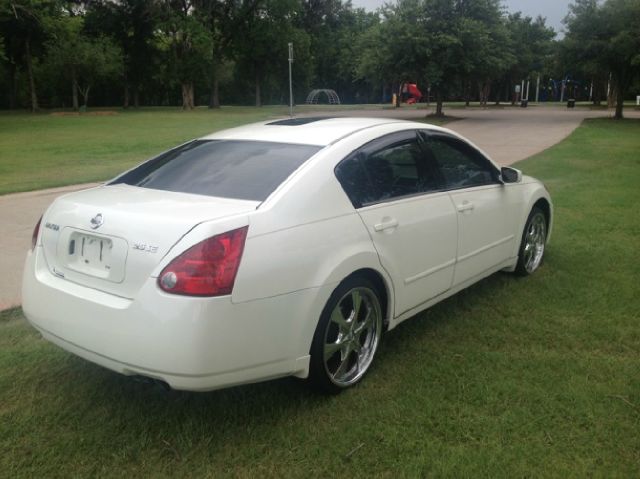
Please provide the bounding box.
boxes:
[374,218,399,232]
[457,201,475,213]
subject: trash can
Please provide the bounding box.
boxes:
[567,99,575,108]
[520,99,528,108]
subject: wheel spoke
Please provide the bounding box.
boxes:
[354,310,372,336]
[324,341,342,361]
[351,290,362,321]
[333,355,350,380]
[330,307,349,332]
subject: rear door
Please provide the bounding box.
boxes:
[335,130,458,317]
[422,133,516,285]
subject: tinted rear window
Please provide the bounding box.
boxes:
[111,140,321,201]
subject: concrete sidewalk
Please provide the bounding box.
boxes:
[0,183,100,310]
[1,106,635,309]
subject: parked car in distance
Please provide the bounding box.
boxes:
[22,117,552,393]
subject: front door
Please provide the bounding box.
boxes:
[422,133,515,284]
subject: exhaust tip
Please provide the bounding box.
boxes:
[130,374,172,391]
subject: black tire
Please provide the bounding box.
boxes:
[515,206,548,276]
[308,275,383,394]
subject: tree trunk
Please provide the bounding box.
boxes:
[209,53,221,108]
[479,81,491,107]
[72,80,79,111]
[80,85,90,108]
[255,71,262,107]
[71,68,79,111]
[8,61,17,109]
[607,82,616,108]
[592,80,602,106]
[133,87,140,108]
[464,80,470,106]
[124,83,130,109]
[25,37,39,112]
[209,76,220,108]
[614,83,624,120]
[435,91,444,116]
[181,82,194,110]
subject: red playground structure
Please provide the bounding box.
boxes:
[400,82,423,104]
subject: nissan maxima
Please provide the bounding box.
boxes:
[22,117,552,393]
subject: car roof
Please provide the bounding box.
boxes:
[200,117,435,147]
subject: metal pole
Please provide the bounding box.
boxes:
[520,80,525,102]
[288,43,294,118]
[525,80,530,101]
[535,75,540,103]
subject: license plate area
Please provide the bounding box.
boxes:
[56,229,128,283]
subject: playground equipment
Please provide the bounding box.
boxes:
[305,89,341,105]
[400,82,422,104]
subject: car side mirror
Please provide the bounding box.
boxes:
[501,167,522,184]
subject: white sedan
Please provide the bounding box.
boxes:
[22,117,552,393]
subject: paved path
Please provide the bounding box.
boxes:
[0,183,100,310]
[1,106,635,310]
[300,105,627,165]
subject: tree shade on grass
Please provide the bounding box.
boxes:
[1,118,639,476]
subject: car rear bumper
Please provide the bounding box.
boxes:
[22,249,330,391]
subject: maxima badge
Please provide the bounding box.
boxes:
[90,213,104,229]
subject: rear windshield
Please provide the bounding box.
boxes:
[111,140,321,201]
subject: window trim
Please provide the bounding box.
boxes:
[334,130,448,209]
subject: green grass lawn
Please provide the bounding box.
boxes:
[0,107,291,195]
[1,118,639,477]
[0,104,447,195]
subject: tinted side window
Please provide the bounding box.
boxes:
[335,134,441,207]
[425,136,498,189]
[364,140,439,201]
[334,154,376,207]
[111,140,321,202]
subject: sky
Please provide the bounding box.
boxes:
[349,0,572,38]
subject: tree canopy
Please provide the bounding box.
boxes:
[0,0,636,112]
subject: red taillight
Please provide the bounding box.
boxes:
[158,226,248,297]
[31,216,43,251]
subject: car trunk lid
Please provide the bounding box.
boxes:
[40,184,258,298]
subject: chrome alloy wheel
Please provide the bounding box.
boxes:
[523,212,546,273]
[322,287,382,388]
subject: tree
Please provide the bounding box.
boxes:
[299,1,377,103]
[502,13,555,104]
[85,0,161,108]
[356,0,433,105]
[0,0,55,111]
[235,0,310,107]
[159,0,211,109]
[194,0,261,108]
[560,1,607,104]
[44,13,122,109]
[452,0,513,106]
[563,0,640,119]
